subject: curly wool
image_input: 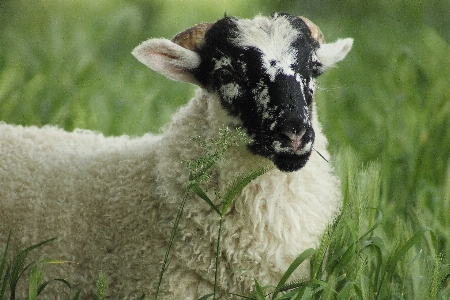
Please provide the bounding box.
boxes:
[0,89,340,299]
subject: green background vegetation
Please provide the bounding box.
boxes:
[1,0,450,298]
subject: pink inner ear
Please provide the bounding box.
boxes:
[132,39,202,85]
[152,50,179,60]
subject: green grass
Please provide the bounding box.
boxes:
[1,0,450,298]
[0,234,84,299]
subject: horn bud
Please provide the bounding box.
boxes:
[171,23,213,51]
[299,16,325,44]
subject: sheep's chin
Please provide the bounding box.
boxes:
[246,138,313,172]
[272,152,312,172]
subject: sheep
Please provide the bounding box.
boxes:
[0,13,353,299]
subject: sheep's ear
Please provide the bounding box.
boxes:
[132,38,201,84]
[132,23,213,85]
[316,38,353,72]
[298,16,352,71]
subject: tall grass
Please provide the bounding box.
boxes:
[0,234,82,299]
[192,148,450,299]
[1,0,450,298]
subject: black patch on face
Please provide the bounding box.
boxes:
[192,14,323,172]
[272,153,312,172]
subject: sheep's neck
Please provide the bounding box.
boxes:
[159,88,271,192]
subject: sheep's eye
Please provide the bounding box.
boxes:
[310,61,323,77]
[216,68,235,85]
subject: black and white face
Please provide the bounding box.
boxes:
[193,14,322,172]
[132,13,352,172]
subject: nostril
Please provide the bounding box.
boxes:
[282,129,306,151]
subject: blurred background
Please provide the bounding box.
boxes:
[1,0,450,269]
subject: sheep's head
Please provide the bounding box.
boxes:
[132,13,353,172]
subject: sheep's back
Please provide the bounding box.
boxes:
[0,122,163,298]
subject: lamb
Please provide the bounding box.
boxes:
[0,13,353,299]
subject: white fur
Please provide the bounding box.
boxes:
[132,38,200,84]
[316,38,354,71]
[234,14,299,81]
[0,15,351,299]
[220,83,241,103]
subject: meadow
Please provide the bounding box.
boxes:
[1,0,450,298]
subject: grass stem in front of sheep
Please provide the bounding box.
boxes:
[0,234,80,299]
[155,126,275,299]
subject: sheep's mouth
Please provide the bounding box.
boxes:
[248,137,314,172]
[272,152,312,172]
[271,137,313,172]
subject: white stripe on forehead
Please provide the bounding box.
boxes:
[232,14,300,81]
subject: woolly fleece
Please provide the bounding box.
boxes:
[0,90,340,299]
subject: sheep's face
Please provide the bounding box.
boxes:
[132,13,353,172]
[194,14,321,172]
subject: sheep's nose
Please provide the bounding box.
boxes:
[282,129,306,152]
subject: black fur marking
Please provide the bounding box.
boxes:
[193,14,322,172]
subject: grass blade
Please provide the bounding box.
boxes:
[19,237,58,256]
[0,231,11,283]
[97,275,107,300]
[71,287,83,300]
[221,163,273,215]
[138,292,146,300]
[253,279,265,300]
[213,218,224,299]
[38,278,72,296]
[362,236,384,288]
[272,248,315,299]
[428,230,440,299]
[0,265,11,299]
[9,237,57,297]
[28,264,43,300]
[198,293,214,300]
[0,231,11,298]
[190,183,220,215]
[298,286,313,300]
[337,281,354,300]
[155,191,189,299]
[328,244,357,276]
[357,210,383,243]
[379,227,430,295]
[353,283,364,299]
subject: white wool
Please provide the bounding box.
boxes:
[220,82,241,103]
[234,14,299,81]
[0,92,340,299]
